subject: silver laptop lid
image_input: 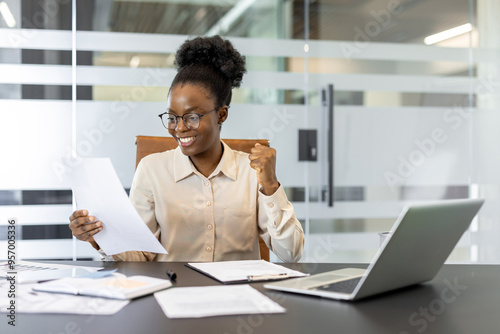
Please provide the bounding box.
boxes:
[351,198,484,300]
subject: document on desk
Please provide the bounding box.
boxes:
[66,158,167,255]
[187,260,309,283]
[154,285,285,318]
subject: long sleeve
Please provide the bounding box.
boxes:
[258,185,304,262]
[112,250,156,261]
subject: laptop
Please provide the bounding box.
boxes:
[0,261,101,284]
[265,198,484,301]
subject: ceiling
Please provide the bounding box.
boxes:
[296,0,473,43]
[96,0,474,44]
[108,1,231,35]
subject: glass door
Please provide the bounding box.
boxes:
[298,0,485,263]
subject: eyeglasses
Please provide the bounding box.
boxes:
[158,108,218,130]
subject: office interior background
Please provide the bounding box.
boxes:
[0,0,499,263]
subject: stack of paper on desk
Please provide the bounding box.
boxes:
[33,273,172,300]
[187,260,309,283]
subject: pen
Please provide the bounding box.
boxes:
[166,269,177,281]
[247,273,289,282]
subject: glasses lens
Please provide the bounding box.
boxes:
[183,114,200,130]
[164,114,176,129]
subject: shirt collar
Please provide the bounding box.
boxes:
[173,140,238,182]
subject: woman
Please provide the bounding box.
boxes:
[69,35,304,262]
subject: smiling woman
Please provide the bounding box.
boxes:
[68,35,305,263]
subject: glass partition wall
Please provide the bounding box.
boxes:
[301,0,478,263]
[1,0,498,263]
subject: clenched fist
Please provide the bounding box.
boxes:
[248,143,280,195]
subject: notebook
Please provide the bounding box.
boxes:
[33,273,172,300]
[265,198,484,301]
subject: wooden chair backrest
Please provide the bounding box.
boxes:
[135,135,271,261]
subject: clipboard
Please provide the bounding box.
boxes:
[186,260,308,284]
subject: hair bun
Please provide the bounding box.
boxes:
[175,35,246,88]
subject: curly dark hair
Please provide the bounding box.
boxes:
[170,35,246,108]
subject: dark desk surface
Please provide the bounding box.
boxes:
[3,262,500,334]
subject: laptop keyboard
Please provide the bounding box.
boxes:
[313,277,362,294]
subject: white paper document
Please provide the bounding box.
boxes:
[154,285,286,318]
[187,260,309,283]
[66,158,167,255]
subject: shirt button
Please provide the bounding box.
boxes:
[206,201,211,206]
[204,181,210,186]
[268,203,275,208]
[207,224,213,230]
[206,246,212,252]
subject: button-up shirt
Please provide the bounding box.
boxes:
[112,141,304,262]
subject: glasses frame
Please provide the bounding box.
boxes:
[158,107,219,130]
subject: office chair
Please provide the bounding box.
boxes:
[135,135,271,261]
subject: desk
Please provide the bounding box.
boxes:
[3,262,500,334]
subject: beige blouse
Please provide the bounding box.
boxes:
[112,141,304,262]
